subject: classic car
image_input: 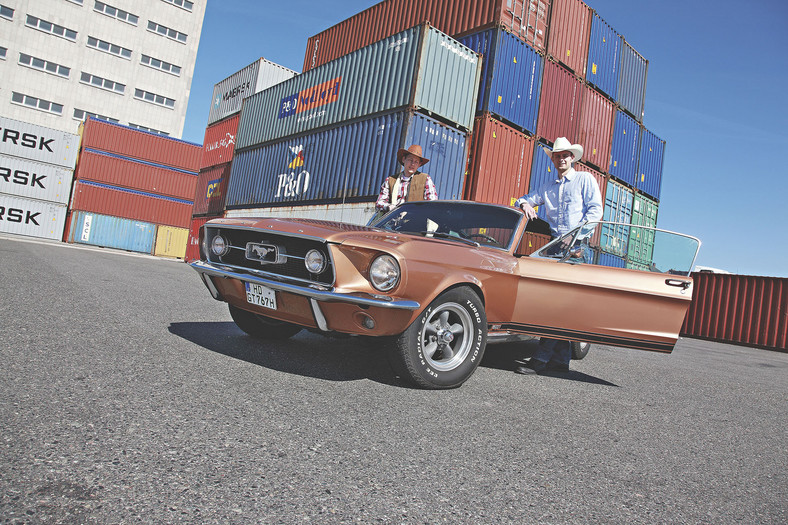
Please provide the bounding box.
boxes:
[190,200,700,389]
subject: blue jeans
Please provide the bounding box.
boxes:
[532,338,572,366]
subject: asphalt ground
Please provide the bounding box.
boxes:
[1,234,786,524]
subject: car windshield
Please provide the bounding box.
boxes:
[369,201,523,250]
[533,221,702,276]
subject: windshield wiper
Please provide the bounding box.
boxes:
[418,231,479,247]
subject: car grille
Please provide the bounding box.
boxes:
[204,225,335,286]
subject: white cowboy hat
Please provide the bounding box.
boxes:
[542,137,583,162]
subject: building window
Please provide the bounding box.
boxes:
[80,72,125,94]
[128,123,170,136]
[0,4,13,20]
[0,47,6,60]
[73,108,119,123]
[161,0,193,12]
[134,88,175,109]
[147,21,187,43]
[87,36,132,59]
[94,1,138,25]
[141,54,181,76]
[25,15,78,41]
[11,92,63,115]
[66,0,84,5]
[19,53,71,78]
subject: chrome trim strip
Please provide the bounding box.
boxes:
[310,298,329,331]
[190,260,420,311]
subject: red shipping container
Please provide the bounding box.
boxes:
[546,0,592,76]
[192,162,231,217]
[516,231,551,256]
[70,180,193,228]
[185,216,210,263]
[201,114,240,169]
[79,118,202,173]
[577,82,614,172]
[537,60,584,144]
[302,0,552,72]
[465,114,534,207]
[75,150,198,201]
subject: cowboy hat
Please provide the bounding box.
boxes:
[397,144,429,166]
[542,137,583,162]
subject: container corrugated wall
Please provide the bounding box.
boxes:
[237,24,481,150]
[302,0,552,72]
[600,178,632,257]
[636,126,665,201]
[617,39,648,122]
[585,12,622,101]
[682,273,788,352]
[465,114,534,206]
[627,193,658,265]
[228,109,468,209]
[596,250,625,268]
[153,225,189,259]
[577,82,614,172]
[201,115,239,169]
[609,109,640,187]
[457,27,543,135]
[528,143,554,221]
[0,115,79,169]
[185,216,210,263]
[537,60,584,143]
[67,210,156,254]
[0,193,67,240]
[575,161,606,247]
[546,0,592,76]
[1,154,74,205]
[516,231,551,256]
[192,162,232,217]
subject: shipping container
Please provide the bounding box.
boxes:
[201,114,240,169]
[154,225,189,259]
[225,202,377,227]
[0,115,79,169]
[227,109,469,210]
[585,12,622,101]
[537,59,584,144]
[185,215,210,263]
[636,126,665,201]
[682,273,788,352]
[527,141,554,221]
[627,194,658,264]
[302,0,552,72]
[66,210,156,254]
[207,58,297,126]
[576,82,614,172]
[546,0,592,75]
[596,250,626,268]
[617,39,648,122]
[457,27,543,134]
[75,149,198,201]
[0,193,67,240]
[609,109,640,187]
[600,178,633,257]
[192,162,232,217]
[0,154,74,205]
[515,231,551,256]
[79,118,203,173]
[70,180,193,228]
[575,161,606,247]
[465,115,535,206]
[237,24,481,150]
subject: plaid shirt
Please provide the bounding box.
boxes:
[375,172,438,211]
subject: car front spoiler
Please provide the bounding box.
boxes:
[190,260,421,311]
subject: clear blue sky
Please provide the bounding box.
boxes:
[182,0,788,278]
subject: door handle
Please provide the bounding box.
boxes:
[665,278,691,292]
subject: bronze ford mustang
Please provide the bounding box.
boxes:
[191,201,700,389]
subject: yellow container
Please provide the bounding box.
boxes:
[154,225,189,259]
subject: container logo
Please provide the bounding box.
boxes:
[206,178,223,200]
[275,145,310,198]
[0,166,47,189]
[81,214,93,242]
[278,77,342,120]
[205,133,235,153]
[1,126,56,152]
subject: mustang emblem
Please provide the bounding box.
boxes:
[245,242,285,264]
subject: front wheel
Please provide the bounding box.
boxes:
[571,341,591,360]
[387,287,487,389]
[228,304,302,339]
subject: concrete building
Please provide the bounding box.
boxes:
[0,0,205,138]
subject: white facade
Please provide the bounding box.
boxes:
[0,0,205,138]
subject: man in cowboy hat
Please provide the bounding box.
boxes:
[374,144,438,213]
[513,137,603,375]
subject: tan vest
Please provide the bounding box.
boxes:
[387,172,428,205]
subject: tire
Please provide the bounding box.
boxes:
[571,340,591,360]
[388,287,487,389]
[228,304,302,340]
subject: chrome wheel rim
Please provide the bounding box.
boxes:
[420,302,473,372]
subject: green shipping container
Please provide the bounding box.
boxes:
[627,193,658,265]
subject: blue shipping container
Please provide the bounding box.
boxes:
[636,127,665,201]
[226,109,469,209]
[600,179,633,257]
[457,27,543,135]
[609,109,640,187]
[596,250,626,269]
[617,39,648,122]
[68,210,156,254]
[527,143,556,221]
[586,13,622,101]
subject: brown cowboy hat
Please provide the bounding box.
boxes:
[397,144,429,166]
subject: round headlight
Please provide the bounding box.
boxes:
[305,249,327,274]
[369,254,400,292]
[210,234,229,256]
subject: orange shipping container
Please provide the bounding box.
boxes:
[201,114,239,169]
[577,82,614,172]
[546,0,592,76]
[192,162,231,217]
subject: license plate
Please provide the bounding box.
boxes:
[244,282,277,310]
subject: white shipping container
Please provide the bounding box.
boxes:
[0,154,75,205]
[224,202,376,226]
[0,116,80,169]
[0,193,68,240]
[207,57,297,125]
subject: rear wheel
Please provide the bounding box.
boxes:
[228,304,302,339]
[388,287,487,389]
[571,341,591,360]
